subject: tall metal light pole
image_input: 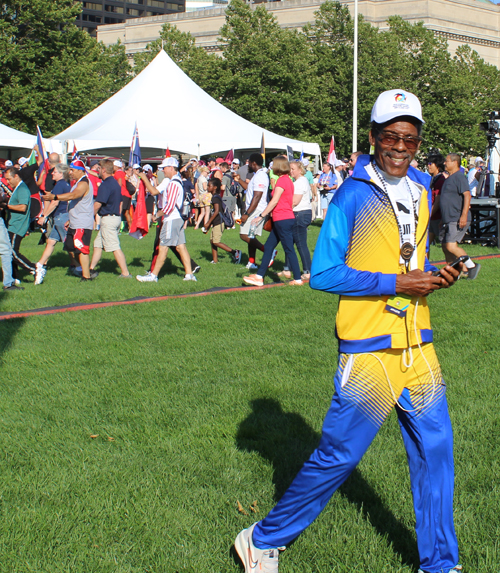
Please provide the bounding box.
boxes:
[352,0,358,152]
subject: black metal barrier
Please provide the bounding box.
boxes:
[468,198,500,248]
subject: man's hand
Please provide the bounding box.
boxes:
[240,213,248,225]
[459,215,468,230]
[64,221,70,230]
[395,268,459,297]
[43,191,55,201]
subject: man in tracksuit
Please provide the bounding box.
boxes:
[235,90,464,573]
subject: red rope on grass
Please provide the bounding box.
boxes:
[0,283,286,321]
[0,253,498,322]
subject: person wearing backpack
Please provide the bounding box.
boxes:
[204,178,241,264]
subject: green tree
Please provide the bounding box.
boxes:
[218,0,318,142]
[133,23,223,100]
[0,0,130,136]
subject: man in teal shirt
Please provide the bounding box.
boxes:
[5,168,36,280]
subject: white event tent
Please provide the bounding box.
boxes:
[53,50,321,159]
[0,122,36,156]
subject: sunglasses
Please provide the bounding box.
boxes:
[377,132,422,150]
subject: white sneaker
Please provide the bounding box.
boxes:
[268,249,278,267]
[14,279,21,286]
[34,263,46,285]
[136,273,158,282]
[234,523,283,573]
[183,274,197,281]
[418,567,462,573]
[246,262,258,270]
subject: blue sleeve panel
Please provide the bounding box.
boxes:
[310,181,397,297]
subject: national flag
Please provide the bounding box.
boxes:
[129,179,149,240]
[165,147,171,158]
[327,136,337,165]
[71,143,80,163]
[286,146,294,161]
[129,123,141,167]
[27,149,37,166]
[299,149,304,161]
[224,149,234,164]
[36,126,47,165]
[260,133,265,166]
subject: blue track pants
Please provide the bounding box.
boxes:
[253,345,459,573]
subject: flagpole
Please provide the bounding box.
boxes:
[352,0,358,153]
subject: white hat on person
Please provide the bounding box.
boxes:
[143,164,152,172]
[18,157,28,167]
[232,158,240,165]
[371,89,424,125]
[159,157,179,169]
[4,160,13,167]
[113,159,123,168]
[301,158,310,167]
[132,163,141,169]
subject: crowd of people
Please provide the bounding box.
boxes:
[0,134,484,291]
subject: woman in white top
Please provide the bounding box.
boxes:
[278,160,313,280]
[195,166,210,229]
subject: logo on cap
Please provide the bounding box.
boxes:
[395,93,406,102]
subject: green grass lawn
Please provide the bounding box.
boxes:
[0,225,499,572]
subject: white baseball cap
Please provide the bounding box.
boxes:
[132,163,141,169]
[301,158,310,167]
[159,157,179,169]
[143,164,152,172]
[231,158,240,165]
[18,157,28,167]
[4,160,13,167]
[113,159,123,168]
[371,89,424,125]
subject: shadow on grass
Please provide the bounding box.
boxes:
[236,398,419,569]
[0,291,25,360]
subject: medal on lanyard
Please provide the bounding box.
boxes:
[372,162,417,271]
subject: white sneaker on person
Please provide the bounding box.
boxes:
[136,273,158,282]
[268,249,278,267]
[243,274,264,287]
[234,523,283,573]
[234,249,242,264]
[246,262,258,270]
[14,279,21,286]
[34,263,46,285]
[418,566,462,573]
[183,274,197,281]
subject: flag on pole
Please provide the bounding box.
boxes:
[327,136,337,165]
[36,126,47,165]
[165,147,171,158]
[286,146,294,161]
[260,133,265,166]
[71,142,81,163]
[129,123,141,167]
[224,149,234,164]
[35,125,52,190]
[299,148,304,162]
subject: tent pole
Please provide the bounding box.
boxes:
[197,144,200,160]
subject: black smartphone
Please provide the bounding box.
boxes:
[432,255,469,277]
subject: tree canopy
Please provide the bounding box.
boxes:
[3,0,500,157]
[0,0,130,136]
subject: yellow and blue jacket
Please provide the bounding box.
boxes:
[310,155,436,354]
